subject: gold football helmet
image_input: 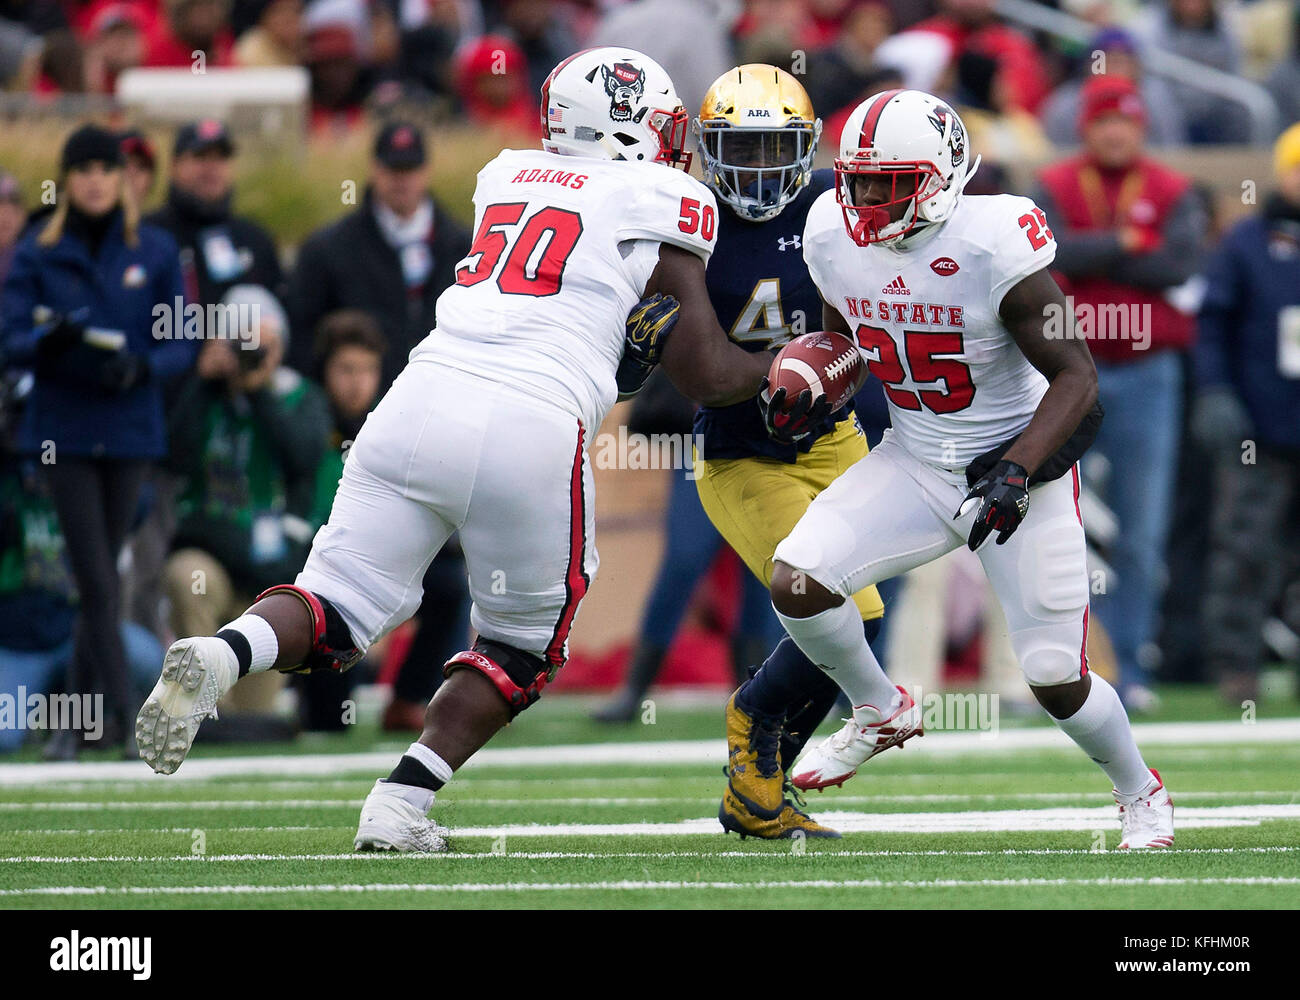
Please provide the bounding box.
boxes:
[695,64,822,222]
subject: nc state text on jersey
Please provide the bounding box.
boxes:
[844,298,966,327]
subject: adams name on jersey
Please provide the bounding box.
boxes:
[411,147,720,433]
[802,186,1057,470]
[694,168,852,463]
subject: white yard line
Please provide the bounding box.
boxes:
[5,846,1297,864]
[2,718,1298,786]
[440,804,1300,836]
[20,788,1300,804]
[3,804,1296,836]
[5,789,1299,810]
[3,876,1298,897]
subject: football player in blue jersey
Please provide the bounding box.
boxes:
[690,65,887,839]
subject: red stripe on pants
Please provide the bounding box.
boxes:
[545,422,588,668]
[1072,465,1089,677]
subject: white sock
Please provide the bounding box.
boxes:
[218,614,279,674]
[377,743,454,814]
[405,742,454,785]
[1050,673,1153,795]
[775,600,898,714]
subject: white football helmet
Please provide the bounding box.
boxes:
[834,89,981,247]
[541,47,692,170]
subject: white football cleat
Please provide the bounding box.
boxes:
[1115,768,1174,850]
[136,637,238,775]
[354,781,450,853]
[791,685,923,791]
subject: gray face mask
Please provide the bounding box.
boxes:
[698,124,817,222]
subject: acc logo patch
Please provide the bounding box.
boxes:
[122,264,147,287]
[930,256,959,276]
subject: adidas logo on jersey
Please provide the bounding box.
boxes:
[882,275,911,295]
[777,236,801,252]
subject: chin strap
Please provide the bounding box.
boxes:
[896,154,983,249]
[957,154,982,196]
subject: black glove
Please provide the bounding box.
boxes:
[616,292,680,398]
[98,352,149,393]
[956,459,1030,550]
[758,376,832,444]
[35,317,86,362]
[965,400,1104,488]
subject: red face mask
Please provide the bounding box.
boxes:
[834,158,944,246]
[645,106,693,171]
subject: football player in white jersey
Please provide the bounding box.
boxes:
[758,89,1174,849]
[134,48,773,852]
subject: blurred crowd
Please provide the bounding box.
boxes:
[1,0,1298,759]
[0,116,475,757]
[0,0,1298,140]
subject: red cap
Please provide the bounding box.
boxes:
[1079,75,1146,130]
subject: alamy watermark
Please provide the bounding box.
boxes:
[905,684,1000,737]
[151,296,263,352]
[50,931,151,980]
[0,688,102,740]
[1043,298,1152,351]
[592,428,704,479]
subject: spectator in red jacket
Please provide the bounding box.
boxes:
[80,2,148,92]
[304,2,369,134]
[904,0,1051,113]
[1032,75,1207,712]
[145,0,235,69]
[454,34,536,137]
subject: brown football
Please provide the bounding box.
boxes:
[767,331,863,413]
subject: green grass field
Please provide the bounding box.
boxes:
[2,688,1298,909]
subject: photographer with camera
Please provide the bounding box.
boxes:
[1,123,196,758]
[163,284,329,731]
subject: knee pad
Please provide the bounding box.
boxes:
[1017,630,1087,687]
[444,638,551,717]
[255,584,364,674]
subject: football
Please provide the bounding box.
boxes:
[767,330,863,413]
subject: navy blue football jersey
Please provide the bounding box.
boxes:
[693,169,851,463]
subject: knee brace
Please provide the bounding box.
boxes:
[255,584,364,674]
[443,638,551,717]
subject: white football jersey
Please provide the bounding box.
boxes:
[411,148,719,431]
[803,190,1056,469]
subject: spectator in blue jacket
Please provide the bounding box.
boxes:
[1,123,197,758]
[1191,121,1300,704]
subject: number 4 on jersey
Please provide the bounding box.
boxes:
[456,202,584,296]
